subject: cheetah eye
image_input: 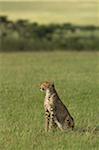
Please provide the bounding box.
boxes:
[42,88,45,91]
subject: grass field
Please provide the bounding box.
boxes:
[0,0,99,25]
[0,51,99,150]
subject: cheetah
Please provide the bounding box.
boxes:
[40,81,74,132]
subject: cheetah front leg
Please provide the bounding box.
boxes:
[49,107,57,131]
[45,109,50,132]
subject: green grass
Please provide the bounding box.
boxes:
[0,51,99,150]
[0,1,99,25]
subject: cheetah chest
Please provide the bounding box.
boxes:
[44,98,51,112]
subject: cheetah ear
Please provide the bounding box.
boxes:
[51,81,55,87]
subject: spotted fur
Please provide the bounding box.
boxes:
[40,81,74,132]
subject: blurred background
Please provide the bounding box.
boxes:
[0,0,99,51]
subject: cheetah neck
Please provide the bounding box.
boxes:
[45,88,57,100]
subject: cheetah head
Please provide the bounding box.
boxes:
[40,81,54,92]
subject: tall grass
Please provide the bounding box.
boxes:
[0,51,99,150]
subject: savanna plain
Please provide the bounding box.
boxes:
[0,51,99,150]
